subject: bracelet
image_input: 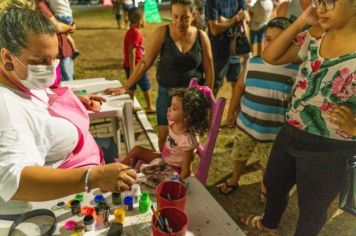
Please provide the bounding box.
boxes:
[84,167,93,193]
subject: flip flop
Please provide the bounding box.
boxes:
[219,181,239,195]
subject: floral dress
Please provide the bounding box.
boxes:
[286,31,356,141]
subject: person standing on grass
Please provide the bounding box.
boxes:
[105,0,214,151]
[241,2,356,235]
[37,0,75,81]
[219,18,298,203]
[123,7,156,113]
[205,0,250,95]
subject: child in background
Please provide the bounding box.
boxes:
[121,86,211,179]
[220,18,298,202]
[47,0,80,59]
[112,0,122,29]
[124,7,155,113]
[122,0,134,29]
[242,2,355,234]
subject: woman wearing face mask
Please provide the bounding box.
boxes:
[0,8,137,216]
[104,0,214,151]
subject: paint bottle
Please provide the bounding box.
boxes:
[104,206,110,225]
[131,184,141,204]
[138,192,151,213]
[111,192,121,205]
[114,208,125,224]
[94,206,104,229]
[123,196,133,211]
[70,200,81,215]
[107,222,123,236]
[83,215,94,231]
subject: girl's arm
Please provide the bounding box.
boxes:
[262,6,319,65]
[105,25,166,95]
[199,30,214,89]
[226,66,247,127]
[128,44,136,74]
[12,163,136,201]
[180,150,195,179]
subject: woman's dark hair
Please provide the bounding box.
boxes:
[128,7,143,24]
[170,0,197,12]
[0,8,55,55]
[265,17,291,31]
[169,87,211,135]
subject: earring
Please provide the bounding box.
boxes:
[4,62,14,71]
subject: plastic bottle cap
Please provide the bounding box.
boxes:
[81,206,95,216]
[94,194,105,204]
[123,196,133,205]
[138,192,151,213]
[131,184,141,195]
[114,208,125,224]
[64,220,77,230]
[84,215,94,225]
[75,193,84,202]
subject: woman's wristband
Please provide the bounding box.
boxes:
[84,167,93,193]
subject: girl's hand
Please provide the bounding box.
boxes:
[227,112,237,129]
[299,5,319,26]
[327,105,356,136]
[104,86,127,96]
[91,163,137,192]
[78,94,106,112]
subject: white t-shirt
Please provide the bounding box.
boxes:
[0,86,78,212]
[47,0,72,17]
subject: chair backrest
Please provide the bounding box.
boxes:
[189,78,226,185]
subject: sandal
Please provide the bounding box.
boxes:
[240,215,279,235]
[218,180,239,195]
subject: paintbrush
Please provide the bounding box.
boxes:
[151,205,166,231]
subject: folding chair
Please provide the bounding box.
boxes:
[189,78,226,185]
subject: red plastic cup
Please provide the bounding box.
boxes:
[152,207,188,236]
[156,181,187,210]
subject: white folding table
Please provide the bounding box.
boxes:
[62,78,135,154]
[0,177,245,236]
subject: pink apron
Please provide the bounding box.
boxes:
[48,87,104,168]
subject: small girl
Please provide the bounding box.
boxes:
[242,2,356,235]
[121,86,211,179]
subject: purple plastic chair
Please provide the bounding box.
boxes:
[189,78,226,185]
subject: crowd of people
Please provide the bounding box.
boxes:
[0,0,354,235]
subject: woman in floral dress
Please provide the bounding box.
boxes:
[241,1,355,235]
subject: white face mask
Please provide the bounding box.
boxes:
[13,57,60,90]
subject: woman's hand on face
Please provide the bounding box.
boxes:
[104,87,127,96]
[299,5,319,26]
[92,163,137,193]
[78,94,106,112]
[327,105,356,136]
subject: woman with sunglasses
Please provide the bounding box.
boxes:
[242,0,356,235]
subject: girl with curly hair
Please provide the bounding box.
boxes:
[121,86,211,179]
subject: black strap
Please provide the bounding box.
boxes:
[7,209,56,236]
